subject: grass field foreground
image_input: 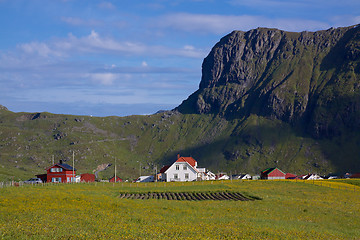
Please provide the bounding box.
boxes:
[0,180,359,239]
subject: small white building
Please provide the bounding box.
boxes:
[303,174,323,180]
[135,175,154,182]
[164,155,203,182]
[217,174,230,180]
[205,171,216,180]
[233,174,252,180]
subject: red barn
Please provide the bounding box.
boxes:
[46,160,76,183]
[109,176,122,182]
[80,173,95,182]
[261,167,286,180]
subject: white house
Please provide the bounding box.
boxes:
[238,174,252,180]
[164,155,203,182]
[135,175,154,182]
[216,174,230,180]
[205,171,216,180]
[303,174,323,180]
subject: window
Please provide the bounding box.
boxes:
[185,173,189,179]
[176,165,179,170]
[50,168,63,172]
[174,174,178,179]
[183,165,187,170]
[52,177,61,183]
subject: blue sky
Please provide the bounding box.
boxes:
[0,0,359,116]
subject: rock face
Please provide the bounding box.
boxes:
[177,25,360,138]
[0,105,8,111]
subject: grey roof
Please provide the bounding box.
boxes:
[58,163,76,171]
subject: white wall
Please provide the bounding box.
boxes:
[165,162,197,182]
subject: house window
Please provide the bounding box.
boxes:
[51,168,62,172]
[183,165,187,170]
[185,173,189,179]
[174,174,178,179]
[176,165,179,170]
[52,177,61,183]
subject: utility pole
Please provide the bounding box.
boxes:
[139,162,141,177]
[52,155,54,165]
[155,165,157,182]
[114,157,117,183]
[72,151,75,183]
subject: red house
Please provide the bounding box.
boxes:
[109,176,122,182]
[46,160,76,183]
[261,167,286,180]
[80,173,95,182]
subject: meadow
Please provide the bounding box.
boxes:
[0,180,359,239]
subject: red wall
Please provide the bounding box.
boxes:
[268,168,286,178]
[81,173,95,182]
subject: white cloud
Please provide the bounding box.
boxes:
[88,73,118,85]
[18,30,206,59]
[141,61,148,67]
[18,42,63,58]
[98,1,116,10]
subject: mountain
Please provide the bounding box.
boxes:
[177,25,360,139]
[1,25,360,181]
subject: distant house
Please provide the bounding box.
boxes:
[252,175,260,180]
[158,165,170,181]
[303,174,323,180]
[36,174,47,183]
[237,174,252,180]
[80,173,95,182]
[109,176,123,182]
[349,173,360,178]
[205,171,216,180]
[46,160,76,183]
[285,173,298,179]
[135,175,154,182]
[164,155,204,182]
[216,174,230,180]
[261,167,285,180]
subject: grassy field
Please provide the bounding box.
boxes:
[0,180,359,239]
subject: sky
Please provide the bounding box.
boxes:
[0,0,359,117]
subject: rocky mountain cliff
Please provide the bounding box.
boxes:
[177,25,360,139]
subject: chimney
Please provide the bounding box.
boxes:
[177,154,180,159]
[59,160,63,164]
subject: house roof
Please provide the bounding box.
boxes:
[176,157,197,168]
[46,163,76,171]
[160,165,170,173]
[164,156,199,174]
[285,173,297,179]
[261,167,285,175]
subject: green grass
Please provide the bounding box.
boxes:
[0,180,359,239]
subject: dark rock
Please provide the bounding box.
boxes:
[177,24,360,138]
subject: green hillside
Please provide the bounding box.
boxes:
[1,107,357,181]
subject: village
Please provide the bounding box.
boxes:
[24,154,360,185]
